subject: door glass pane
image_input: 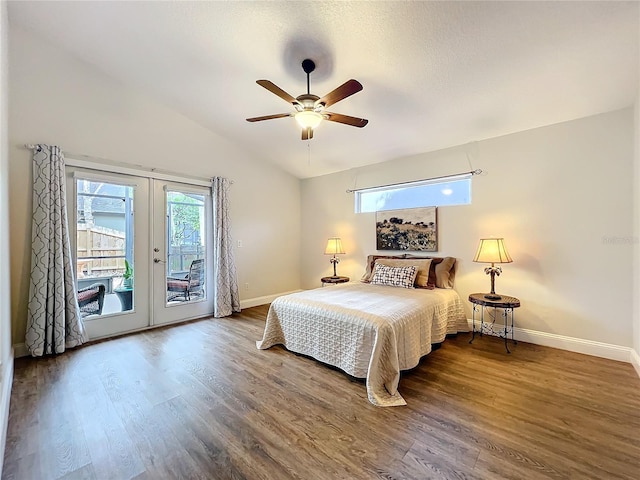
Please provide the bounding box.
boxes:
[76,179,134,315]
[166,191,206,304]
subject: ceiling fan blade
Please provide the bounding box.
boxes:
[316,79,363,108]
[256,80,300,106]
[301,127,314,140]
[246,113,291,122]
[324,112,369,128]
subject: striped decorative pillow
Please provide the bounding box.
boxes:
[370,264,417,289]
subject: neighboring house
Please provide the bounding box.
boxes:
[78,194,126,233]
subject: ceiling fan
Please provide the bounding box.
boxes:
[246,59,368,140]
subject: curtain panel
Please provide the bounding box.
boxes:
[212,177,241,317]
[25,145,87,356]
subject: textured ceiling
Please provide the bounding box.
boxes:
[8,1,639,179]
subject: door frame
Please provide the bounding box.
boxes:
[66,157,213,340]
[151,180,214,326]
[67,167,152,339]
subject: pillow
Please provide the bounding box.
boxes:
[374,258,433,288]
[370,264,417,289]
[434,257,456,288]
[405,255,457,288]
[360,254,406,283]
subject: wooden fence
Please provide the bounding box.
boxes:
[76,225,126,278]
[168,245,205,276]
[76,225,204,279]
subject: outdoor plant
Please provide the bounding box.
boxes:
[123,259,133,289]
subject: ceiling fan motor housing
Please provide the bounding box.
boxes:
[296,94,322,111]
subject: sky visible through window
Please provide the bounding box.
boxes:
[356,177,471,213]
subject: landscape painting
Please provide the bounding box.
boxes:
[376,207,437,251]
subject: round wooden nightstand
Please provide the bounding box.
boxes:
[321,276,350,286]
[468,293,520,353]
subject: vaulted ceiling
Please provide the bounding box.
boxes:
[8,1,639,179]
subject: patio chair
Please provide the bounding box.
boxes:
[167,258,205,302]
[77,282,106,318]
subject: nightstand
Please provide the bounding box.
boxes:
[321,276,349,286]
[468,293,520,353]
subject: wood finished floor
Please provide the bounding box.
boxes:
[3,305,640,480]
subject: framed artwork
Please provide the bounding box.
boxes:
[376,207,437,251]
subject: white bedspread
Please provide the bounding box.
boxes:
[256,283,468,407]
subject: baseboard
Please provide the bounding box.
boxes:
[14,314,637,370]
[0,348,14,478]
[240,290,302,309]
[12,290,301,359]
[631,349,640,378]
[467,319,633,363]
[12,343,27,359]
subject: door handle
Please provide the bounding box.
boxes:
[154,258,166,264]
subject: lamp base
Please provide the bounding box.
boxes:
[329,255,339,277]
[484,293,502,300]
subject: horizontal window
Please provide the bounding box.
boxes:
[355,174,472,213]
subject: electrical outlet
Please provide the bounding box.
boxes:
[237,240,243,248]
[244,283,249,291]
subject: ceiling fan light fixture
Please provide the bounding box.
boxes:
[295,110,323,130]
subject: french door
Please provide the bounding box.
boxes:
[67,167,213,340]
[152,180,213,326]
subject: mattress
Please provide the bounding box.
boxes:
[256,282,468,406]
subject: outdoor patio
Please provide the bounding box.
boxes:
[87,290,199,317]
[102,292,124,315]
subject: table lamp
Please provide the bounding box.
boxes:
[473,238,512,300]
[324,237,345,278]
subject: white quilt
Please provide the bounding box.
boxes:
[256,283,469,407]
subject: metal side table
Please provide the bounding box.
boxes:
[469,293,521,353]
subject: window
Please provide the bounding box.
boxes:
[76,178,134,312]
[166,191,206,278]
[354,174,472,213]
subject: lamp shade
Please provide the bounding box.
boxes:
[295,111,323,130]
[473,238,512,264]
[324,237,345,255]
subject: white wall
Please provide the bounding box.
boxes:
[302,108,635,348]
[8,24,301,347]
[0,1,13,475]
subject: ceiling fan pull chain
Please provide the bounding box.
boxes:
[308,139,311,165]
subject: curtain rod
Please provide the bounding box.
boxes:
[23,144,233,186]
[346,169,482,193]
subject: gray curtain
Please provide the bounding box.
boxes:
[212,177,241,317]
[25,145,87,356]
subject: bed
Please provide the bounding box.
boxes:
[256,255,469,407]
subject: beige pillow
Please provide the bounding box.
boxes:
[375,258,433,288]
[434,257,456,288]
[404,255,457,288]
